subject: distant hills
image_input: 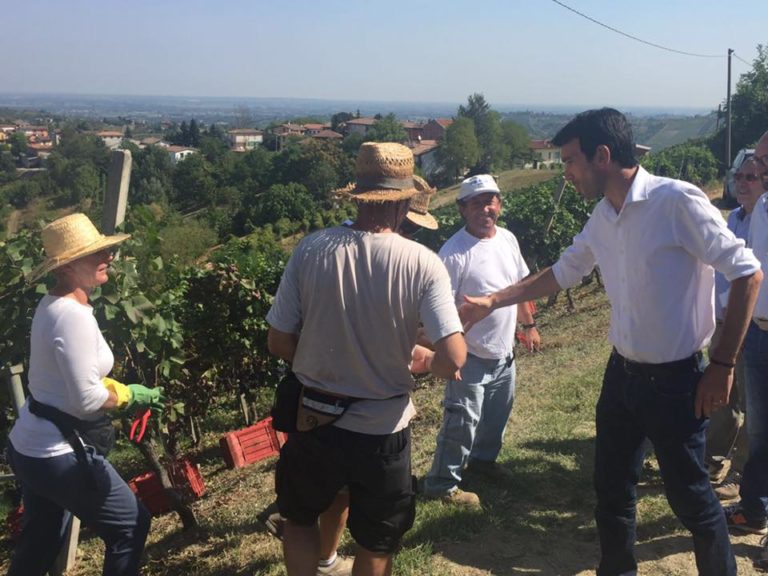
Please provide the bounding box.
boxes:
[0,93,719,152]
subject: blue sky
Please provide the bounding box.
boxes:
[2,0,766,111]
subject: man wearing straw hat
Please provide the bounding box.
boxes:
[266,142,466,576]
[423,174,539,507]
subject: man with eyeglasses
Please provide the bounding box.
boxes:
[422,174,539,507]
[725,131,768,548]
[707,157,765,499]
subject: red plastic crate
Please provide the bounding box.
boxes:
[128,457,206,516]
[219,416,286,469]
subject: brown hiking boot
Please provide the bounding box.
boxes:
[441,488,481,508]
[714,472,741,501]
[708,457,731,485]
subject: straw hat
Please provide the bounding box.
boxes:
[336,142,419,202]
[405,175,438,230]
[29,213,130,281]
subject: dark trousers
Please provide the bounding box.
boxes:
[6,441,151,576]
[740,322,768,521]
[594,352,735,576]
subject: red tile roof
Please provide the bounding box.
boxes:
[228,129,263,135]
[313,129,343,139]
[530,139,557,150]
[409,139,439,156]
[346,118,377,125]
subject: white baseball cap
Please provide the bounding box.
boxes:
[458,174,500,201]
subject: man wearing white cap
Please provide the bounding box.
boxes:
[423,174,539,506]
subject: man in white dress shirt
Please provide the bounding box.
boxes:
[459,108,762,576]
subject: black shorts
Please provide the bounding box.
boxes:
[275,425,415,554]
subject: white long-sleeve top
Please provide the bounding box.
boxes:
[552,166,760,364]
[9,295,112,458]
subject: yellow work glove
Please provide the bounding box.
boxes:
[103,377,132,408]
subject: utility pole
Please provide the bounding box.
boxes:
[726,48,733,169]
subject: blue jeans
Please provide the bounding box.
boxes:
[6,441,151,576]
[594,352,734,576]
[739,322,768,521]
[424,353,515,495]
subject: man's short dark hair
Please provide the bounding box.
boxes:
[552,108,638,169]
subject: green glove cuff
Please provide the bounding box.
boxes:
[126,384,166,411]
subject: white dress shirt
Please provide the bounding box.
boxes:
[552,166,759,364]
[748,193,768,320]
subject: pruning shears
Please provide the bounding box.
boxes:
[129,408,151,443]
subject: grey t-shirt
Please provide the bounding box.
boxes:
[267,226,462,434]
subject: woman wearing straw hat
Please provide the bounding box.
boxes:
[6,213,164,576]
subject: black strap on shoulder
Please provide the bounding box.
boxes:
[28,396,97,489]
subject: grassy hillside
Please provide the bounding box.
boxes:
[504,111,719,151]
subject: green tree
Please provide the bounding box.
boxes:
[342,132,366,155]
[365,113,408,143]
[171,154,215,211]
[271,139,353,202]
[131,145,174,205]
[331,112,354,132]
[0,149,16,183]
[188,119,201,148]
[437,117,480,182]
[250,182,316,227]
[10,132,28,158]
[641,143,718,186]
[500,119,531,165]
[731,44,768,152]
[458,93,505,173]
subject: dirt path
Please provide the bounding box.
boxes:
[5,209,20,236]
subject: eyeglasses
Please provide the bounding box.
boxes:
[734,173,761,182]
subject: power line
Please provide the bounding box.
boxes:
[733,52,751,67]
[550,0,724,59]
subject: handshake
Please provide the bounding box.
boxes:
[103,377,166,412]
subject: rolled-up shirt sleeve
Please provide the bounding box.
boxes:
[552,227,597,290]
[673,190,760,282]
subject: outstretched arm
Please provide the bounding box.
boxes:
[459,267,562,332]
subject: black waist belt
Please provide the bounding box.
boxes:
[28,396,100,489]
[611,348,703,374]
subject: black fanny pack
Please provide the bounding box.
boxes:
[271,372,358,433]
[28,396,116,489]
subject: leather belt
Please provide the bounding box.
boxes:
[611,348,703,374]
